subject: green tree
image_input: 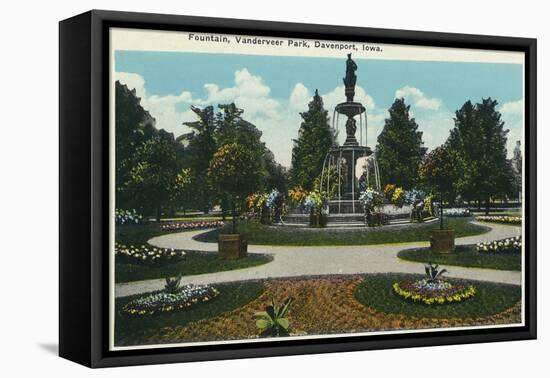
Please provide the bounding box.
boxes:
[122,135,178,221]
[181,105,218,212]
[208,143,263,233]
[419,145,459,229]
[290,90,334,190]
[375,98,427,189]
[115,81,156,208]
[169,168,193,214]
[447,98,512,212]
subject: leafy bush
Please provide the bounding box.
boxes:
[424,263,448,283]
[254,297,294,337]
[164,275,182,294]
[115,209,143,225]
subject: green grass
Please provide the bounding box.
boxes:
[194,218,489,246]
[355,274,521,318]
[115,281,265,346]
[398,245,521,271]
[116,223,168,245]
[115,251,272,283]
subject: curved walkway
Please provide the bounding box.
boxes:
[115,221,521,298]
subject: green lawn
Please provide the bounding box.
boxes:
[355,274,521,318]
[398,245,521,271]
[116,223,168,245]
[194,218,489,246]
[115,281,265,346]
[115,251,272,283]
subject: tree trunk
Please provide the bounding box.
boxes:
[232,202,237,234]
[156,204,162,222]
[485,196,490,215]
[439,192,444,230]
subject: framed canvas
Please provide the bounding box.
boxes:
[59,10,537,368]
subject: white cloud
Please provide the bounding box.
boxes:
[116,72,146,98]
[289,83,310,111]
[395,86,442,110]
[499,99,524,157]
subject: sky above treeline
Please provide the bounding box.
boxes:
[115,51,524,167]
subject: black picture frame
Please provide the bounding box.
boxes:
[59,9,537,368]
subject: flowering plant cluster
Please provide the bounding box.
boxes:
[391,187,406,207]
[476,235,521,253]
[425,194,435,216]
[443,208,471,217]
[115,242,186,265]
[477,215,521,225]
[404,189,426,205]
[393,280,476,305]
[359,188,384,212]
[383,184,397,201]
[304,191,324,212]
[160,220,225,232]
[287,186,309,207]
[115,209,143,225]
[265,189,281,209]
[121,284,219,316]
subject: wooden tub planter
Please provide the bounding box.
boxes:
[218,234,248,259]
[430,229,455,253]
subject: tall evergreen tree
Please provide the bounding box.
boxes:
[446,98,512,211]
[290,90,334,190]
[375,98,427,189]
[181,105,218,212]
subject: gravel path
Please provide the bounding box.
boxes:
[115,221,521,298]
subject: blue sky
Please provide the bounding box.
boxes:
[115,51,524,167]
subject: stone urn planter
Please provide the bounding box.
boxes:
[430,229,455,253]
[218,234,248,259]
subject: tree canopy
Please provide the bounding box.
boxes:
[375,98,427,190]
[446,98,513,208]
[290,90,335,190]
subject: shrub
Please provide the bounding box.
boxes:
[254,297,294,337]
[115,209,143,225]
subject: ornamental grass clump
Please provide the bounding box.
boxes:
[122,283,220,316]
[392,263,475,305]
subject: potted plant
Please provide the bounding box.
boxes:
[419,146,459,253]
[208,143,262,259]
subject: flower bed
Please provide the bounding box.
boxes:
[160,220,225,232]
[115,242,186,265]
[115,209,143,225]
[443,208,471,217]
[476,236,521,253]
[122,284,220,316]
[393,279,476,305]
[476,215,521,225]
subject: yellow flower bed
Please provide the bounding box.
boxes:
[393,282,476,305]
